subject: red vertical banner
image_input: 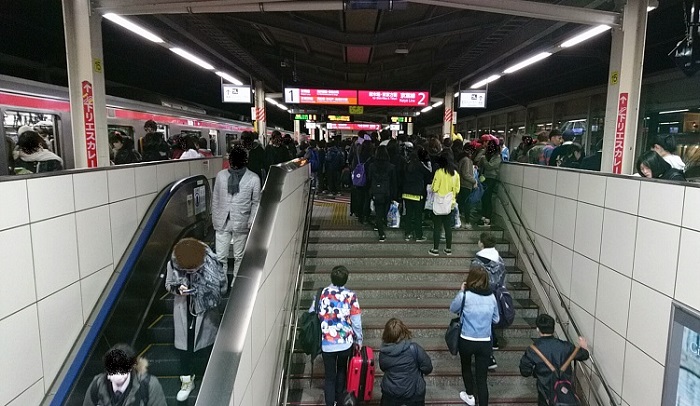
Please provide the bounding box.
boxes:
[612,92,628,174]
[81,81,98,168]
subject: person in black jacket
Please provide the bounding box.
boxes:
[367,145,396,242]
[264,130,292,169]
[379,318,433,406]
[110,132,141,165]
[519,314,590,406]
[401,147,431,242]
[636,150,686,181]
[242,131,266,182]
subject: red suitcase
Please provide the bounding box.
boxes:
[346,345,375,402]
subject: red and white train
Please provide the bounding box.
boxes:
[0,74,287,169]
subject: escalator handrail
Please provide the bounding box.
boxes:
[50,176,204,406]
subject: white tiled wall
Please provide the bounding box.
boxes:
[499,163,700,406]
[0,159,222,405]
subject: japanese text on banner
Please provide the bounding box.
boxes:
[612,93,628,174]
[81,81,98,168]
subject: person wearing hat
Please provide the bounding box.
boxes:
[83,344,166,405]
[165,238,227,401]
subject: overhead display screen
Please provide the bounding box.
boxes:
[327,123,381,131]
[459,90,487,108]
[222,84,252,103]
[285,88,358,105]
[358,90,429,107]
[327,115,352,122]
[390,116,413,123]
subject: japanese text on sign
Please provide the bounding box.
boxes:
[358,90,429,106]
[81,81,98,168]
[612,92,628,174]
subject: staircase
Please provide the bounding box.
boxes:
[284,198,540,405]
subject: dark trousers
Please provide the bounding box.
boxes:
[457,188,480,225]
[380,393,426,406]
[351,186,369,220]
[322,347,353,406]
[374,197,390,237]
[404,199,424,238]
[482,178,498,220]
[432,214,452,250]
[458,339,491,406]
[179,311,212,378]
[327,169,341,194]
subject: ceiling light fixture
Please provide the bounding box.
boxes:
[432,101,444,108]
[470,75,501,89]
[170,48,215,70]
[420,106,433,113]
[103,13,164,43]
[276,103,289,111]
[659,109,689,114]
[503,52,553,74]
[265,97,279,106]
[453,93,459,98]
[216,71,244,86]
[560,25,611,48]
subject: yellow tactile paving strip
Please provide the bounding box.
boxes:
[312,193,354,226]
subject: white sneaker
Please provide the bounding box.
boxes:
[177,375,195,401]
[459,391,476,406]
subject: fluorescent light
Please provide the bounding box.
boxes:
[560,25,611,48]
[568,118,587,123]
[420,106,433,113]
[659,109,689,114]
[503,52,552,74]
[170,48,215,70]
[103,13,164,43]
[276,103,288,111]
[470,75,501,89]
[265,97,279,106]
[659,121,680,125]
[432,101,444,108]
[453,93,459,98]
[216,71,243,86]
[416,112,421,116]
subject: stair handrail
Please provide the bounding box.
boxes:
[497,184,619,406]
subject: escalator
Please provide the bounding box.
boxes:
[48,175,220,406]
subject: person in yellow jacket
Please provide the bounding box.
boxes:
[429,152,460,256]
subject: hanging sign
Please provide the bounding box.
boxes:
[285,88,358,105]
[222,84,252,103]
[390,116,413,123]
[293,114,317,121]
[459,90,487,108]
[81,81,98,168]
[349,106,364,114]
[612,92,628,174]
[327,123,381,131]
[327,115,352,122]
[358,90,429,107]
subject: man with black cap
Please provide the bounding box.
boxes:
[212,144,261,285]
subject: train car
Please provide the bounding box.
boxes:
[0,74,286,169]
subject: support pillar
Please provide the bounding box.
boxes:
[254,81,267,146]
[407,122,414,136]
[62,0,109,168]
[293,120,301,143]
[601,0,649,174]
[443,87,455,138]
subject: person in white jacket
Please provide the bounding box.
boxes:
[652,133,685,171]
[211,145,261,285]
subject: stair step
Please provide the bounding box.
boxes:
[308,227,503,241]
[307,241,511,253]
[301,280,531,299]
[298,298,540,319]
[356,316,537,339]
[140,343,182,377]
[292,337,536,354]
[303,266,524,284]
[306,252,517,268]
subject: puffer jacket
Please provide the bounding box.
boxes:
[449,288,499,340]
[477,152,502,179]
[472,247,507,287]
[456,152,476,190]
[83,359,166,406]
[379,340,433,398]
[211,168,261,233]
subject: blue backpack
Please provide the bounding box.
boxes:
[308,149,320,173]
[352,154,367,187]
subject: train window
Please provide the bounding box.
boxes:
[181,130,201,138]
[108,125,134,138]
[157,124,169,139]
[226,133,239,153]
[3,110,60,155]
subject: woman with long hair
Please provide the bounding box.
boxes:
[636,150,686,181]
[449,266,499,406]
[368,145,397,241]
[429,151,460,256]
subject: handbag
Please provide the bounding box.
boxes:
[433,191,453,215]
[445,291,466,355]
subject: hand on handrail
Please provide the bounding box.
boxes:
[577,336,589,350]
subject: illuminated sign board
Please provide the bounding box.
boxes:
[327,115,352,122]
[459,90,487,108]
[358,90,429,107]
[222,84,252,103]
[389,123,401,131]
[285,88,358,105]
[327,123,381,131]
[390,116,413,123]
[349,106,364,114]
[293,114,317,121]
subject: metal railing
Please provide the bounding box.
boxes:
[497,184,619,406]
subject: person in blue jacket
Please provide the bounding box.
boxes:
[449,266,499,406]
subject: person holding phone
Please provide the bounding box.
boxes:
[165,238,227,401]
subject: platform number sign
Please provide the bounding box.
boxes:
[286,88,300,104]
[193,186,206,215]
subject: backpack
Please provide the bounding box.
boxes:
[308,149,320,173]
[352,154,367,187]
[326,147,343,171]
[90,373,150,405]
[432,191,453,215]
[370,166,391,198]
[529,345,581,406]
[492,284,515,328]
[298,288,324,360]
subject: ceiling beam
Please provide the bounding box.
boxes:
[95,0,344,15]
[407,0,620,27]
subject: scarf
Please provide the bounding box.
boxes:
[171,247,225,316]
[228,167,247,195]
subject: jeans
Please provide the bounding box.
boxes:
[482,178,498,220]
[458,339,491,406]
[215,230,248,285]
[322,347,353,406]
[374,197,390,237]
[432,214,452,250]
[403,199,424,239]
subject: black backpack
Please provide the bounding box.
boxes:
[298,288,324,360]
[530,345,581,406]
[326,147,344,171]
[370,166,391,199]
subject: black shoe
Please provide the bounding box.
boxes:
[415,236,427,242]
[488,356,498,370]
[379,235,386,242]
[404,234,412,242]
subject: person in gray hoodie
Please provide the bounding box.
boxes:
[379,318,433,406]
[212,144,261,284]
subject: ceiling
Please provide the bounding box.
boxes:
[0,0,689,129]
